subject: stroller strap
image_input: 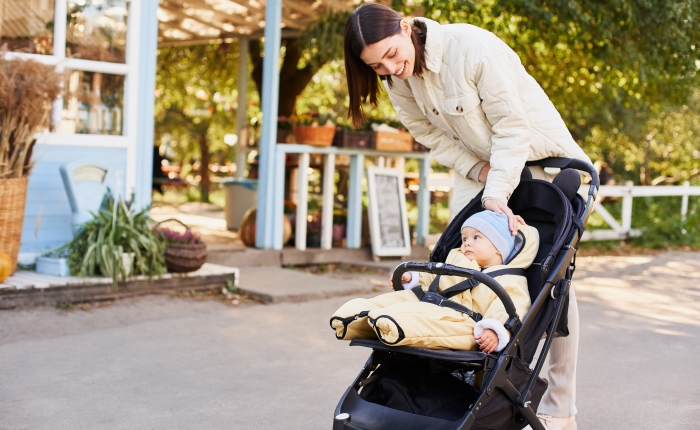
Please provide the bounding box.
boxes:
[442,268,527,298]
[411,268,527,323]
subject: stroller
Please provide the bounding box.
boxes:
[332,158,599,430]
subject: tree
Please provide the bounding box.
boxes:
[154,11,349,202]
[155,43,256,202]
[248,9,349,117]
[394,0,700,183]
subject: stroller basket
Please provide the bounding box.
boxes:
[333,158,599,430]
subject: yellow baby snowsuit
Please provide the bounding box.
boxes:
[330,224,538,351]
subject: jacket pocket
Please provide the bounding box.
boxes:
[444,92,481,115]
[443,93,492,158]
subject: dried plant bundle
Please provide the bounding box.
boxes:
[0,54,63,179]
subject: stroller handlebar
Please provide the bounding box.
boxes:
[526,156,600,229]
[391,262,519,320]
[527,156,600,199]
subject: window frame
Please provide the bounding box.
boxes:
[4,0,137,149]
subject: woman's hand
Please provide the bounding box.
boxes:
[389,272,412,290]
[483,199,525,236]
[474,328,498,354]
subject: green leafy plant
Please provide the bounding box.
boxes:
[64,196,166,287]
[290,111,336,126]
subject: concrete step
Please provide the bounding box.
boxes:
[236,266,389,304]
[207,245,431,268]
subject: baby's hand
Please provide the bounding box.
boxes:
[389,273,412,290]
[474,328,498,353]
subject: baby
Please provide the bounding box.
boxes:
[331,211,538,353]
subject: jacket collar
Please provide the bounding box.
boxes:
[409,17,443,74]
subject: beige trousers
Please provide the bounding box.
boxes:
[451,166,578,418]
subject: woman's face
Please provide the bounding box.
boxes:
[359,21,415,80]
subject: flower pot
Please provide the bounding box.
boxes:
[306,234,322,248]
[293,125,335,146]
[0,178,28,274]
[332,224,346,241]
[100,252,135,278]
[36,256,71,277]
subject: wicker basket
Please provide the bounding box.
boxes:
[0,178,28,274]
[293,125,336,146]
[164,242,208,273]
[154,219,208,273]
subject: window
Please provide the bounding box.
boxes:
[60,70,125,135]
[0,0,55,55]
[66,0,128,63]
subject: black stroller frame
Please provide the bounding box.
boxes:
[332,158,599,430]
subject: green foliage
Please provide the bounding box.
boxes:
[397,0,700,183]
[65,198,167,288]
[156,43,238,152]
[295,60,401,127]
[55,301,74,310]
[299,9,351,68]
[626,196,700,248]
[584,90,700,184]
[155,42,258,201]
[585,194,700,248]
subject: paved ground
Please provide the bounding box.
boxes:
[0,251,699,429]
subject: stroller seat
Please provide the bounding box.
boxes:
[332,158,599,430]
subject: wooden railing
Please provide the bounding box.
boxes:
[580,181,700,240]
[273,144,432,251]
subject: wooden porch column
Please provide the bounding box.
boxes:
[133,0,159,210]
[236,37,249,179]
[255,0,283,248]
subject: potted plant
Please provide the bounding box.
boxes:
[291,111,336,146]
[306,216,323,248]
[154,219,208,273]
[276,116,293,143]
[64,192,167,287]
[332,209,347,247]
[36,248,71,277]
[0,56,62,273]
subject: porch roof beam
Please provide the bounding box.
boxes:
[159,22,200,38]
[161,0,254,28]
[160,1,245,35]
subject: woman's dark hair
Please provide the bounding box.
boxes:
[344,3,427,128]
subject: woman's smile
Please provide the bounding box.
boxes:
[395,61,406,77]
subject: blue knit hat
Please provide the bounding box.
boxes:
[461,211,515,260]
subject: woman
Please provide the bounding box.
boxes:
[343,4,588,430]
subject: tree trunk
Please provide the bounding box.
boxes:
[249,38,322,118]
[198,132,211,203]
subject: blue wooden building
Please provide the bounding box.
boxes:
[6,0,158,261]
[9,0,431,262]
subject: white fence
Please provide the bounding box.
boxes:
[581,181,700,241]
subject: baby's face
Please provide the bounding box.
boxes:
[460,227,503,267]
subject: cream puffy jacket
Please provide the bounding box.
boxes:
[385,18,591,210]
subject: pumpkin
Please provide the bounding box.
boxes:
[238,207,292,247]
[0,252,12,283]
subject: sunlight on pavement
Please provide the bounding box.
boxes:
[575,252,700,328]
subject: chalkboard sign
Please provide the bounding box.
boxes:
[367,167,412,257]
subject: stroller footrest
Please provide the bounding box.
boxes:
[350,338,490,365]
